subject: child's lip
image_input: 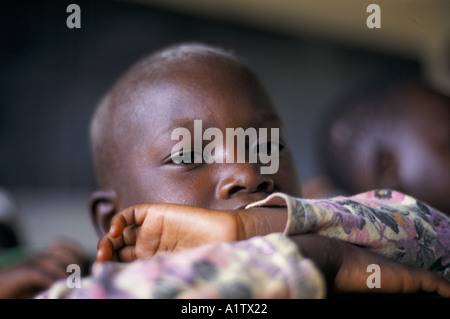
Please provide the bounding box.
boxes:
[235,193,273,210]
[235,203,251,210]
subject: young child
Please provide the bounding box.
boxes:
[318,80,450,215]
[38,43,450,299]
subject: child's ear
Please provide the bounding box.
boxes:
[374,148,401,190]
[89,190,119,237]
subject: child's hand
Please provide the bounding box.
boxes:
[291,234,450,298]
[97,203,288,262]
[96,203,239,262]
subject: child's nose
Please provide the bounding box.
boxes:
[216,163,275,199]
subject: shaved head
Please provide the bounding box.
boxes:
[90,43,258,191]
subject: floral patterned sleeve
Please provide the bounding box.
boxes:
[248,188,450,281]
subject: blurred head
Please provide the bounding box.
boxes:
[89,43,301,236]
[320,80,450,215]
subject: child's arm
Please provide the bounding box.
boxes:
[96,207,450,297]
[42,231,450,298]
[96,203,287,262]
[96,189,450,297]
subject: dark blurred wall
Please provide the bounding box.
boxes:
[0,0,421,189]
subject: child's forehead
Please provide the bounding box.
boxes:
[121,82,278,136]
[117,57,276,123]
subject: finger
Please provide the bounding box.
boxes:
[435,278,450,298]
[109,213,127,238]
[410,268,450,298]
[116,246,137,262]
[382,265,450,297]
[103,229,127,250]
[335,243,450,298]
[96,237,115,261]
[379,263,450,297]
[122,224,139,246]
[110,205,149,237]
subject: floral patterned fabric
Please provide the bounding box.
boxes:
[37,233,326,299]
[249,189,450,281]
[36,189,450,298]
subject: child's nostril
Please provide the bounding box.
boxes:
[259,181,270,190]
[229,186,245,195]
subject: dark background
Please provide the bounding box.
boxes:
[0,0,423,252]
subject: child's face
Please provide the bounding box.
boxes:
[106,58,301,212]
[393,88,450,214]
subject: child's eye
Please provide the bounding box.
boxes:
[253,139,285,156]
[170,149,204,165]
